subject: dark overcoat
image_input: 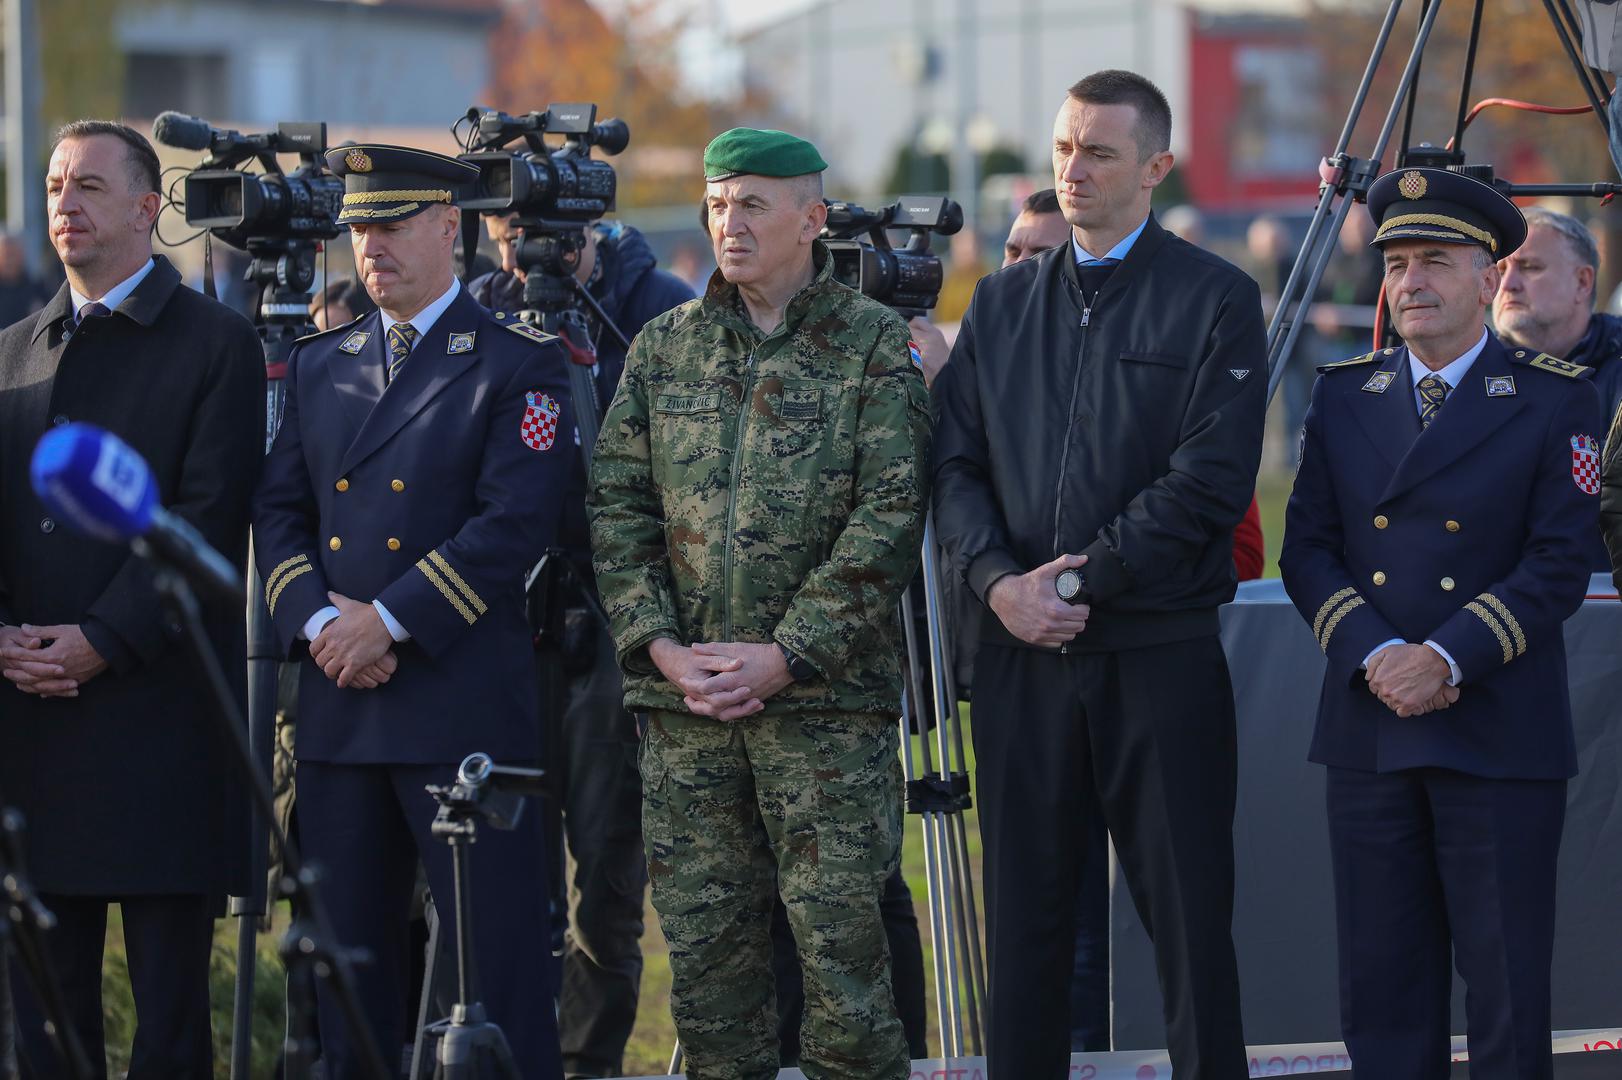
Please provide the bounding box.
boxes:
[0,255,264,895]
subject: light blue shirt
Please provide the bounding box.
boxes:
[1408,326,1488,418]
[1071,216,1150,265]
[300,278,464,645]
[69,257,155,318]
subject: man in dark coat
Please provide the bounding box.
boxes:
[252,144,574,1080]
[468,216,692,1078]
[932,71,1265,1078]
[0,120,264,1078]
[1282,167,1600,1080]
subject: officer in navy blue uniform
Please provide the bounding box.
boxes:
[252,144,573,1079]
[1281,167,1601,1080]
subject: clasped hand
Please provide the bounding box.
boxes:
[0,623,107,699]
[1366,643,1458,718]
[650,637,793,722]
[310,592,399,690]
[987,553,1091,648]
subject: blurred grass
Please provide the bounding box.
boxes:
[98,471,1290,1076]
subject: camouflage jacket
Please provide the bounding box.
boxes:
[587,244,932,715]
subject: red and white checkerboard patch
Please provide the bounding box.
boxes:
[521,392,559,452]
[1572,434,1601,495]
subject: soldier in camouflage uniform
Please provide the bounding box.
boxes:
[587,128,932,1080]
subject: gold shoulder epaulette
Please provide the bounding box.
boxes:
[1519,351,1592,379]
[504,320,558,346]
[1317,351,1379,373]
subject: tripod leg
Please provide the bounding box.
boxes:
[667,1040,683,1075]
[410,903,442,1080]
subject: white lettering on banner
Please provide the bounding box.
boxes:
[618,1031,1622,1080]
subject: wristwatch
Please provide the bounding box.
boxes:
[1055,568,1092,606]
[776,642,817,682]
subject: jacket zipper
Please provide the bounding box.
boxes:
[1051,289,1097,558]
[721,349,757,641]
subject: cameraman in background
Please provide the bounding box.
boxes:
[470,212,692,1080]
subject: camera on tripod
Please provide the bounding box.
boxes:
[457,103,628,228]
[822,195,965,318]
[153,111,343,250]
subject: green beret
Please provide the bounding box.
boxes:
[703,127,828,182]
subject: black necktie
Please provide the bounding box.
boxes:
[1417,373,1451,429]
[1076,257,1120,298]
[387,323,419,384]
[77,301,110,324]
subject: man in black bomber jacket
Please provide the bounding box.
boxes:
[932,70,1265,1080]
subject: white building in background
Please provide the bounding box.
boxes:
[734,0,1323,219]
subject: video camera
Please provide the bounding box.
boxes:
[822,195,964,318]
[457,103,628,227]
[152,111,343,250]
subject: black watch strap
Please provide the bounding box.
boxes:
[777,642,816,682]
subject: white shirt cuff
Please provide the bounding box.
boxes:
[373,600,410,642]
[301,606,340,642]
[1362,638,1403,669]
[1423,639,1462,687]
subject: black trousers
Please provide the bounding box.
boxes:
[555,620,648,1079]
[1325,766,1566,1080]
[770,865,928,1064]
[11,893,214,1080]
[972,637,1247,1080]
[296,762,562,1080]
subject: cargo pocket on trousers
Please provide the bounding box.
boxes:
[810,739,902,898]
[638,740,675,887]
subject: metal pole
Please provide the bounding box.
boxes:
[1450,0,1486,150]
[1265,0,1405,353]
[3,0,44,274]
[898,591,959,1058]
[1545,0,1614,137]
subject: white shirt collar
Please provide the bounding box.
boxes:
[1072,216,1150,264]
[379,278,461,345]
[1408,326,1489,396]
[69,257,155,318]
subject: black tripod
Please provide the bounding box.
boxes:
[415,755,547,1080]
[0,797,95,1080]
[1266,0,1622,403]
[227,236,323,1080]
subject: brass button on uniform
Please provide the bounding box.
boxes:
[329,536,342,551]
[1441,577,1456,591]
[387,538,402,551]
[391,479,405,493]
[1373,515,1389,529]
[1372,571,1387,586]
[1445,520,1460,533]
[335,478,350,493]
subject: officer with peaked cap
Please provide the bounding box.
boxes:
[589,127,931,1079]
[253,143,573,1079]
[1281,166,1600,1080]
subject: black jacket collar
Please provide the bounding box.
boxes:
[31,254,182,342]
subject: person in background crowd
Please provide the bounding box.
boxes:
[0,230,54,328]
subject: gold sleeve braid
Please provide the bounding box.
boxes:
[1313,587,1358,643]
[1318,596,1365,652]
[264,554,311,617]
[415,555,482,626]
[1473,593,1526,658]
[1464,601,1515,665]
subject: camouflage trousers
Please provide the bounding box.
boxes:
[641,709,909,1080]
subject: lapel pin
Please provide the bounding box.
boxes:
[339,331,370,355]
[448,331,476,354]
[1485,375,1516,397]
[1362,370,1395,394]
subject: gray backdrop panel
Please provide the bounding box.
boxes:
[1110,580,1622,1048]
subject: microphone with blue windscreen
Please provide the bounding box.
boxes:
[31,423,245,605]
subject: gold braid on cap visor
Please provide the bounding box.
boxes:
[1375,213,1497,252]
